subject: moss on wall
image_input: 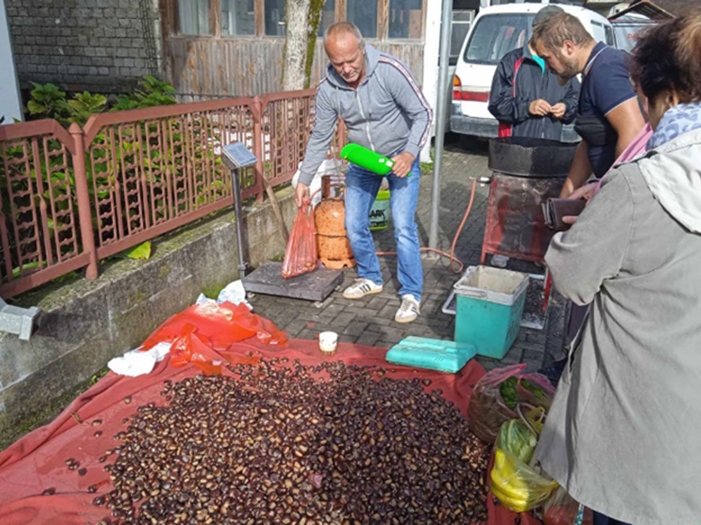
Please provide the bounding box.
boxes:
[304,0,326,89]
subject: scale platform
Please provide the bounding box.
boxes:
[242,262,343,303]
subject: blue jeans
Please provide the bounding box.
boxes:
[344,159,423,300]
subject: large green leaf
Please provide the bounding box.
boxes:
[116,241,152,260]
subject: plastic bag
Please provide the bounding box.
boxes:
[169,323,223,375]
[468,363,555,443]
[282,204,318,278]
[140,301,286,351]
[543,487,594,525]
[490,419,558,513]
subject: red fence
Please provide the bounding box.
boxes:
[0,89,344,298]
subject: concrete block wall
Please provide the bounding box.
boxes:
[0,189,295,450]
[5,0,162,93]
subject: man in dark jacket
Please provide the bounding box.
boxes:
[488,6,579,140]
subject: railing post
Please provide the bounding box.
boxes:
[252,96,265,203]
[69,123,99,280]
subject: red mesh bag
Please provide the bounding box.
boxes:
[282,204,318,278]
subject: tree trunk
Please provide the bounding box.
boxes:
[281,0,326,91]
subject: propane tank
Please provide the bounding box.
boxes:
[314,175,355,269]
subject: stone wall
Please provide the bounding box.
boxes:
[5,0,161,93]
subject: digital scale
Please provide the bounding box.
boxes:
[221,143,343,304]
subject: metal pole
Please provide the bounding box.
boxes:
[231,167,248,278]
[428,0,453,250]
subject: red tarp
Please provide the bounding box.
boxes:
[0,338,540,525]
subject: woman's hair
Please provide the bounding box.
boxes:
[630,12,701,104]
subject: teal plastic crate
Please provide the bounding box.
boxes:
[453,266,529,360]
[386,336,477,373]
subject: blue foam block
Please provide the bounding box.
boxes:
[385,336,477,373]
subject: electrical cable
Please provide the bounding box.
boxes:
[375,178,478,275]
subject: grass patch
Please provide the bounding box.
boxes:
[420,146,435,175]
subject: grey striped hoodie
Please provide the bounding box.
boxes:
[298,44,432,185]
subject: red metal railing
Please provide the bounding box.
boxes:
[0,89,345,298]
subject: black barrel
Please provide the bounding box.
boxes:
[488,137,578,178]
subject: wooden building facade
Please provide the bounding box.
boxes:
[159,0,431,98]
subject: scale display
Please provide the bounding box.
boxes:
[221,142,257,170]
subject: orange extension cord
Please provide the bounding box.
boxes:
[310,178,479,275]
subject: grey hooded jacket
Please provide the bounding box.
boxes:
[298,44,432,185]
[538,127,701,524]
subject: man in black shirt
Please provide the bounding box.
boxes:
[531,12,645,197]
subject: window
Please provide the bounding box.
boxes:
[450,10,474,65]
[265,0,286,36]
[172,0,425,41]
[590,21,606,45]
[222,0,254,36]
[318,0,335,37]
[464,14,534,65]
[178,0,211,35]
[388,0,422,39]
[347,0,378,39]
[604,23,615,47]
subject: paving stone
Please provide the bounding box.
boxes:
[342,321,369,337]
[338,334,358,344]
[250,144,568,373]
[332,312,357,329]
[355,330,383,347]
[378,304,399,319]
[498,346,524,366]
[283,319,311,338]
[366,295,389,310]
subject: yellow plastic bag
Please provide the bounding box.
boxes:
[490,418,558,513]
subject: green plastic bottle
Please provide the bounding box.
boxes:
[340,143,395,175]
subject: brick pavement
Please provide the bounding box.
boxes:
[249,138,568,372]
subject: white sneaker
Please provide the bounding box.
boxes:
[342,278,383,300]
[395,294,420,324]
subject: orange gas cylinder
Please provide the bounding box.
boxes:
[314,175,355,269]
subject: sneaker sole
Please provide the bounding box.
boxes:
[342,287,383,300]
[394,314,418,324]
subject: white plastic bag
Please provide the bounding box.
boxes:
[292,159,343,207]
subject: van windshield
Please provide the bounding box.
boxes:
[464,14,535,65]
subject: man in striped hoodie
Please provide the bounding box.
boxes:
[296,22,433,324]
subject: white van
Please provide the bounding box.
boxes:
[450,4,615,141]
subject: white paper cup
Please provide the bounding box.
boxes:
[319,331,338,353]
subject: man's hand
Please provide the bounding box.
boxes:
[550,102,567,120]
[295,182,310,207]
[391,152,415,178]
[529,99,552,117]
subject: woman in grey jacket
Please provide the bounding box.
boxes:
[536,14,701,525]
